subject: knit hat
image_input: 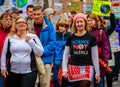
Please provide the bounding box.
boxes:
[44,8,54,16]
[73,13,86,22]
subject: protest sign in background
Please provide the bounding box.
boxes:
[71,1,83,12]
[8,0,35,16]
[83,2,93,13]
[92,1,111,16]
[112,2,120,19]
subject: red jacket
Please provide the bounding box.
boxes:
[0,26,11,58]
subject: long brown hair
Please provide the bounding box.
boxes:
[87,13,105,30]
[87,13,100,27]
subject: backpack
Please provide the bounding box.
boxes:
[98,30,112,72]
[99,29,112,60]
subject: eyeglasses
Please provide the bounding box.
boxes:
[16,21,27,24]
[3,18,12,21]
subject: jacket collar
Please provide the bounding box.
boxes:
[43,19,48,29]
[57,31,71,37]
[34,18,48,29]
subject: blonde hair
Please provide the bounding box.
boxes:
[56,18,69,31]
[9,16,31,37]
[71,18,89,34]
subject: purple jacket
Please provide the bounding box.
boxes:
[115,20,120,46]
[91,28,110,77]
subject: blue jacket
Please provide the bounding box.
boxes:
[54,31,71,65]
[39,17,56,64]
[0,0,4,5]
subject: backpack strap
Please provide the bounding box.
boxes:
[6,39,10,60]
[7,39,10,54]
[6,39,11,72]
[98,29,103,54]
[100,29,103,42]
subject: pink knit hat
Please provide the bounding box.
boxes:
[73,13,87,22]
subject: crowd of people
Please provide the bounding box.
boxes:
[0,4,120,87]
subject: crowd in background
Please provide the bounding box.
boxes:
[0,4,120,87]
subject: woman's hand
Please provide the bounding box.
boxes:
[110,9,114,14]
[25,35,32,42]
[1,69,8,78]
[95,75,101,83]
[62,71,68,79]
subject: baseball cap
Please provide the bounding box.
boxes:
[6,7,23,14]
